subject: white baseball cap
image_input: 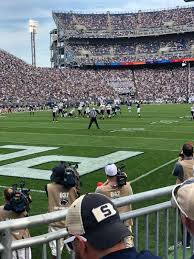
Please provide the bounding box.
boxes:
[105,164,117,176]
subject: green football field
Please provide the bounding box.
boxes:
[0,104,193,258]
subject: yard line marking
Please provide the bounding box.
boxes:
[130,158,178,184]
[0,131,193,142]
[0,140,180,152]
[1,126,194,135]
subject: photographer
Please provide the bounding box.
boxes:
[45,164,78,259]
[172,143,194,184]
[172,142,194,249]
[95,163,133,247]
[0,187,31,259]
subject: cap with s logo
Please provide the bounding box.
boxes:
[66,193,130,250]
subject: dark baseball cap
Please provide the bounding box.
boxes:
[50,165,65,183]
[182,143,193,157]
[65,193,130,250]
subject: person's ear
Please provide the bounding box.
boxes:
[181,215,194,235]
[74,236,87,253]
[181,214,187,225]
[185,217,194,235]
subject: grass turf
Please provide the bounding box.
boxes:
[0,103,193,258]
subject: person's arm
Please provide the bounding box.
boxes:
[73,187,79,200]
[126,183,133,212]
[67,187,79,205]
[45,184,48,197]
[127,182,133,195]
[172,162,184,183]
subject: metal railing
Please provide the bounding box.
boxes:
[0,185,192,259]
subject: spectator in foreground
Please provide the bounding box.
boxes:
[64,193,161,259]
[46,165,78,259]
[171,178,194,258]
[172,143,194,184]
[172,142,194,247]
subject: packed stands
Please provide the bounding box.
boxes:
[0,50,117,107]
[51,6,194,67]
[135,68,190,103]
[1,49,194,107]
[53,7,194,32]
[67,34,194,65]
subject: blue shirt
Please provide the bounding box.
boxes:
[101,247,161,259]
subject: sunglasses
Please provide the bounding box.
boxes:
[64,235,87,252]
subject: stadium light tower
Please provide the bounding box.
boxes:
[29,19,38,67]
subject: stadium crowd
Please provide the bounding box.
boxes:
[0,50,118,107]
[1,49,194,107]
[134,68,190,103]
[70,34,194,64]
[55,7,194,32]
[52,7,194,66]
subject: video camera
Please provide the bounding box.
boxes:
[116,165,127,187]
[51,162,81,193]
[4,181,32,214]
[61,162,81,196]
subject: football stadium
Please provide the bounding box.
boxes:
[1,3,194,259]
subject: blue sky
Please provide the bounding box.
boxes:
[0,0,193,67]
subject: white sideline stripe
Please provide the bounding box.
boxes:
[29,188,45,193]
[0,185,45,193]
[130,158,177,184]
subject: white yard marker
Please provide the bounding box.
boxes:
[130,158,177,183]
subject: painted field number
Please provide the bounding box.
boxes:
[0,145,143,180]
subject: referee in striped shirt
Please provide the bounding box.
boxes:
[88,108,100,129]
